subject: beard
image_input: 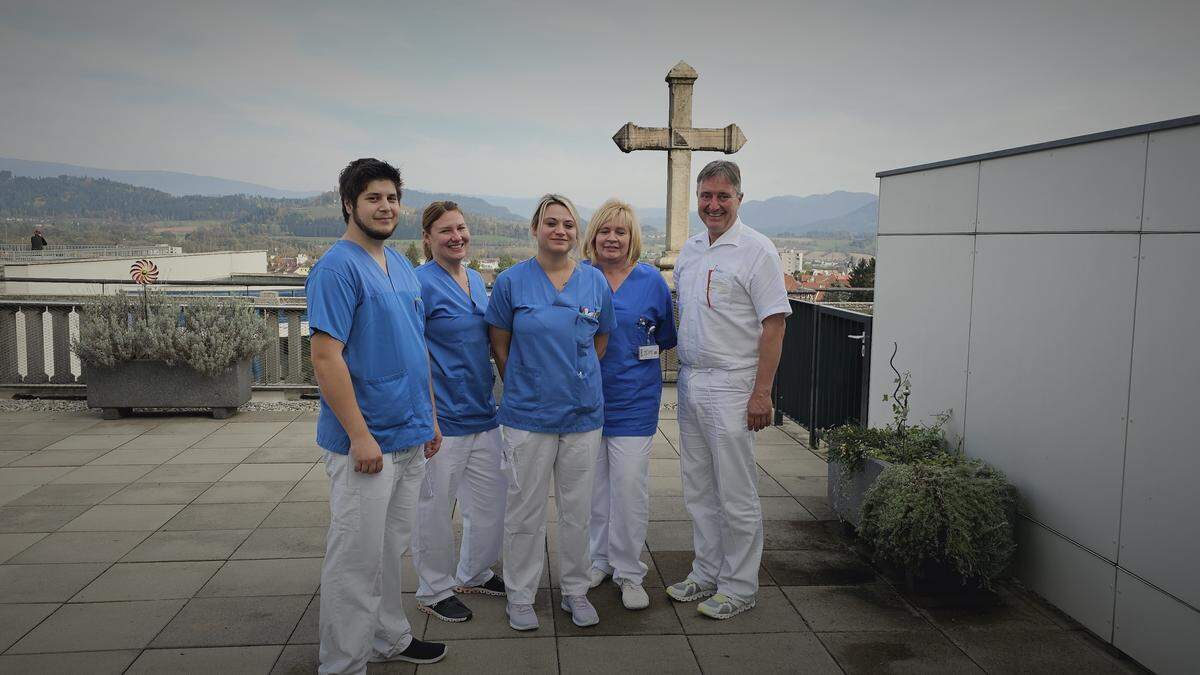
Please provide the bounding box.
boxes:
[352,210,397,241]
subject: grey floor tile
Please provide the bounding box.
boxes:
[761,549,877,585]
[0,650,140,674]
[87,446,186,465]
[51,464,155,484]
[691,632,842,674]
[0,451,31,467]
[760,497,817,521]
[10,599,186,652]
[0,483,39,506]
[649,475,685,496]
[43,433,138,451]
[551,588,683,636]
[220,462,312,482]
[0,531,47,562]
[262,501,330,528]
[122,529,253,562]
[0,561,107,602]
[218,421,289,434]
[139,463,236,483]
[0,504,90,532]
[167,447,256,464]
[9,448,111,466]
[0,465,74,485]
[61,503,185,531]
[820,630,985,674]
[763,520,856,551]
[649,458,682,476]
[127,645,284,674]
[0,435,63,452]
[774,475,829,498]
[232,527,327,559]
[192,433,276,449]
[438,637,558,673]
[287,594,319,644]
[783,584,932,632]
[756,457,829,478]
[283,481,330,502]
[9,482,126,506]
[152,595,311,647]
[9,530,151,564]
[912,585,1062,634]
[673,586,808,635]
[198,558,323,597]
[164,502,275,530]
[557,635,700,673]
[143,420,227,436]
[195,481,294,503]
[13,419,101,435]
[245,446,324,463]
[650,549,772,588]
[85,419,164,434]
[650,496,692,521]
[73,560,223,601]
[423,593,548,640]
[646,520,698,551]
[796,496,837,520]
[949,629,1138,674]
[272,644,319,674]
[103,481,213,504]
[119,433,208,450]
[0,602,58,651]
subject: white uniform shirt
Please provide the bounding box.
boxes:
[675,219,792,371]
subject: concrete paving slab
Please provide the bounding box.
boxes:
[773,475,829,498]
[195,480,294,503]
[119,434,208,450]
[262,501,330,528]
[220,462,312,482]
[121,529,253,563]
[51,463,155,484]
[163,502,274,530]
[0,465,74,485]
[690,632,842,674]
[651,549,773,588]
[301,463,327,481]
[9,482,126,506]
[151,595,311,648]
[0,483,39,506]
[0,650,140,674]
[8,599,186,653]
[645,520,699,551]
[0,531,47,562]
[13,419,100,435]
[0,435,64,452]
[649,458,682,476]
[126,645,284,674]
[215,421,289,434]
[139,463,236,483]
[9,530,151,564]
[795,496,836,520]
[284,480,330,502]
[762,520,855,551]
[143,420,227,436]
[73,560,222,602]
[0,451,31,467]
[819,630,985,674]
[0,504,90,532]
[422,593,550,640]
[245,446,325,463]
[271,644,320,674]
[43,433,139,451]
[10,448,112,466]
[87,446,186,465]
[435,637,558,674]
[948,628,1140,674]
[558,635,700,674]
[756,457,829,477]
[226,411,303,423]
[0,562,107,602]
[761,549,878,586]
[672,586,808,635]
[193,433,276,449]
[103,481,213,505]
[61,503,185,531]
[231,526,326,559]
[551,587,684,636]
[913,585,1063,634]
[198,557,322,597]
[784,585,931,632]
[286,594,320,644]
[0,602,58,651]
[167,447,257,464]
[84,419,163,434]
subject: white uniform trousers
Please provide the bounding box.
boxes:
[501,426,602,603]
[677,366,764,602]
[319,448,425,675]
[412,427,507,605]
[588,435,652,584]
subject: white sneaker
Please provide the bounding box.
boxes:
[587,566,610,589]
[615,578,650,610]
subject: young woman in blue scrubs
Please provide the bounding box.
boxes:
[581,199,677,611]
[411,202,508,624]
[485,194,615,631]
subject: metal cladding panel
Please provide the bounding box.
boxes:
[1114,571,1200,675]
[1016,518,1116,639]
[1119,234,1200,608]
[867,235,973,442]
[1143,125,1200,232]
[964,234,1139,559]
[977,134,1147,233]
[877,163,979,234]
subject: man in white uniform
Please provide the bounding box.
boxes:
[666,160,790,619]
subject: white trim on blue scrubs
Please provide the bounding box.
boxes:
[484,258,615,604]
[306,240,433,674]
[411,262,506,607]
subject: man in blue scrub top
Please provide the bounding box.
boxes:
[307,158,447,673]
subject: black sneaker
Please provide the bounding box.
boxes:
[457,574,506,596]
[420,595,473,623]
[369,637,447,664]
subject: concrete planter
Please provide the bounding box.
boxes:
[85,358,252,419]
[828,455,890,528]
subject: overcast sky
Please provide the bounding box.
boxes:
[1,0,1198,207]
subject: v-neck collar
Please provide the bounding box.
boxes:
[340,239,390,278]
[531,257,578,295]
[433,261,474,308]
[586,260,636,295]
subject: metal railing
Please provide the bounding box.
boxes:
[773,296,873,447]
[0,244,182,261]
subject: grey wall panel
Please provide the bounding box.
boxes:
[1118,233,1200,608]
[1114,571,1200,675]
[1143,125,1200,232]
[877,163,979,234]
[977,135,1147,233]
[1016,518,1115,639]
[964,234,1138,558]
[867,235,973,442]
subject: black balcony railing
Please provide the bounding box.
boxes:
[773,298,873,447]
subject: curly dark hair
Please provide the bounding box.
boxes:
[338,158,403,223]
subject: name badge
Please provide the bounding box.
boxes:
[638,345,660,360]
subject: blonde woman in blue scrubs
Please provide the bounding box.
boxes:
[411,201,507,624]
[485,194,615,631]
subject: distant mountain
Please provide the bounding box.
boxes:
[404,190,523,221]
[0,157,321,199]
[797,200,879,235]
[738,191,877,235]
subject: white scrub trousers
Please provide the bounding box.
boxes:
[677,366,764,603]
[319,448,425,675]
[412,427,507,605]
[501,426,602,604]
[588,435,653,584]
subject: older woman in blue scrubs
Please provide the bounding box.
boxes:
[411,201,508,624]
[485,194,615,631]
[582,199,677,611]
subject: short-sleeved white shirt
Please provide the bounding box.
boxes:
[675,219,792,371]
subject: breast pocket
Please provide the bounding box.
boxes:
[707,269,735,307]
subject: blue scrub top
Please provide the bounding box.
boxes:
[415,262,498,437]
[305,240,434,454]
[585,262,678,437]
[484,258,615,434]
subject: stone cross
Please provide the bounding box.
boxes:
[613,61,746,274]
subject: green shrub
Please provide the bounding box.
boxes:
[859,461,1018,587]
[73,292,271,377]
